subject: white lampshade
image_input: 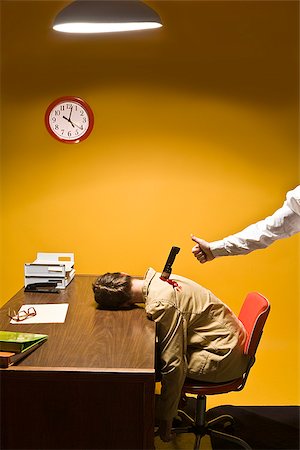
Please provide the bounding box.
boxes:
[53,0,163,33]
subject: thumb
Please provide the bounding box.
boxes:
[191,234,201,244]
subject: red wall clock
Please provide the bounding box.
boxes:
[45,96,94,143]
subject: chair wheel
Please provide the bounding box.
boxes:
[223,420,234,430]
[208,414,235,431]
[173,415,184,427]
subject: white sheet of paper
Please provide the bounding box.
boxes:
[10,304,69,324]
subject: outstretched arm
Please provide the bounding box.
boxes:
[191,186,300,263]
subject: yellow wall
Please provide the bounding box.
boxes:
[1,1,299,406]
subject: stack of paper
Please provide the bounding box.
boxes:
[24,252,75,290]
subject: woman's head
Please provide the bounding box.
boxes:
[92,272,133,310]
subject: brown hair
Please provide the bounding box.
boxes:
[92,272,133,310]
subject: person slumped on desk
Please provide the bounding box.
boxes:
[92,268,249,442]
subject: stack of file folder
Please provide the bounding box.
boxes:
[24,252,75,290]
[0,331,48,368]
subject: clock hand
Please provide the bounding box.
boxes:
[62,115,75,127]
[68,106,73,121]
[72,122,83,130]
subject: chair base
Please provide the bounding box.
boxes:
[172,396,252,450]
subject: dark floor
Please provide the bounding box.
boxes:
[156,399,300,450]
[207,405,299,450]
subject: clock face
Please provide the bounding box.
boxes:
[45,96,94,143]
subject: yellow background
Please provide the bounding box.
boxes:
[1,1,299,407]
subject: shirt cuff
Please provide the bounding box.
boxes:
[210,240,230,257]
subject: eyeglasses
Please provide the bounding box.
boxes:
[8,306,37,322]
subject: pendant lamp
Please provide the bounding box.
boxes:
[53,0,163,33]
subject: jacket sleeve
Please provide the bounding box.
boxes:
[210,188,300,257]
[148,301,187,421]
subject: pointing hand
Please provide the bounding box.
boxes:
[191,234,215,264]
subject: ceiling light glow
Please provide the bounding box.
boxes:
[53,1,163,34]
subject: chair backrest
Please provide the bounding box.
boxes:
[238,292,270,358]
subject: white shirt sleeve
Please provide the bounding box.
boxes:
[210,186,300,257]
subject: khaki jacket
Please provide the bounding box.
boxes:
[143,268,248,420]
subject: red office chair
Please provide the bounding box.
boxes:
[172,292,270,450]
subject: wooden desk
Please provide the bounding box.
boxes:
[0,275,156,450]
